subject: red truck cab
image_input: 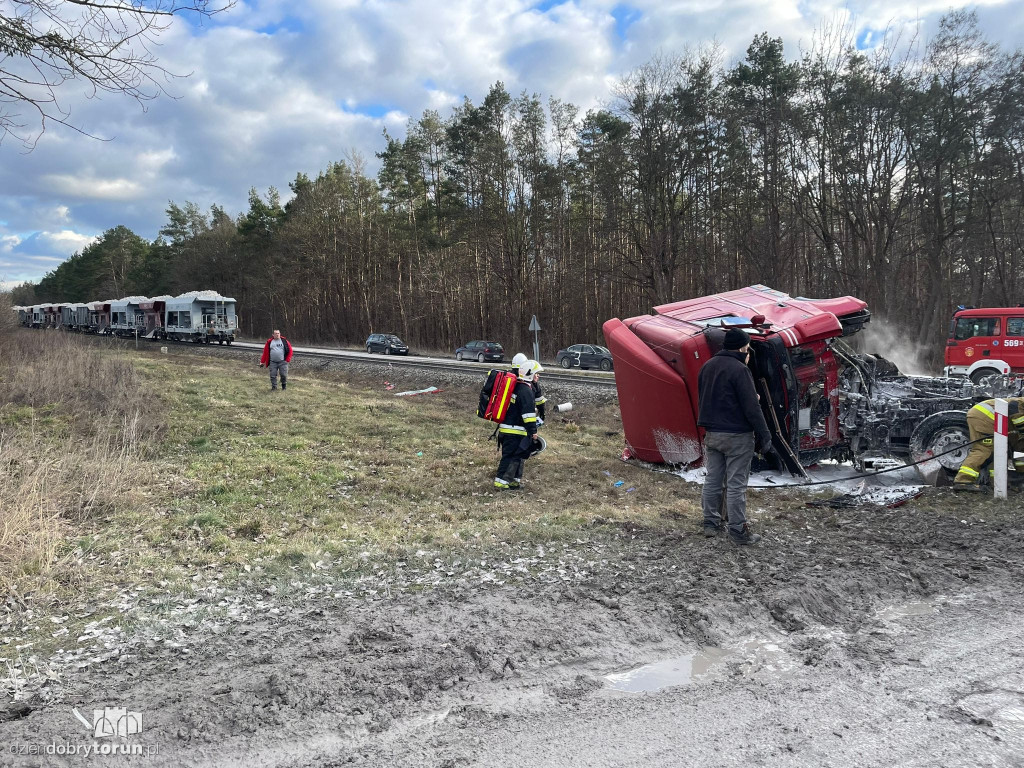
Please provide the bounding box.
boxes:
[944,307,1024,383]
[602,285,870,468]
[603,285,1011,477]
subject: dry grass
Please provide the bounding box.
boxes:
[0,297,163,595]
[0,318,694,628]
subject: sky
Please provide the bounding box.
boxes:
[2,0,1023,288]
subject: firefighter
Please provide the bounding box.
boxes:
[528,359,547,422]
[508,356,545,421]
[512,360,545,486]
[494,361,540,490]
[954,398,1024,485]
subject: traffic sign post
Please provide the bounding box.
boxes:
[529,315,541,363]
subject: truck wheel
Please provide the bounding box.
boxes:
[909,411,971,475]
[970,367,1000,385]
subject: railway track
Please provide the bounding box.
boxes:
[104,333,619,389]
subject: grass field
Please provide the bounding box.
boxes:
[0,331,695,660]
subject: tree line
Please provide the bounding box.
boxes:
[14,11,1024,364]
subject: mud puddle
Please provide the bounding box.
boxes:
[603,636,793,693]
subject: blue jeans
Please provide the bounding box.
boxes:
[701,431,755,535]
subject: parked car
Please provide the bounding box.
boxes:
[365,333,409,355]
[456,340,504,363]
[556,344,614,371]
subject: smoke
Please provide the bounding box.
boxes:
[855,317,933,376]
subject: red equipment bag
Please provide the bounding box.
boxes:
[478,370,518,422]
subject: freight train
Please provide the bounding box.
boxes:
[13,291,237,344]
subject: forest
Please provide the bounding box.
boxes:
[14,11,1024,363]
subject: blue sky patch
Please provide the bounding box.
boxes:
[534,0,565,12]
[611,4,641,42]
[349,103,397,118]
[856,28,881,50]
[257,15,306,36]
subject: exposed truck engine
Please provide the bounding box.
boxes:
[603,285,1022,478]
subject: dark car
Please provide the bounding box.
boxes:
[365,333,409,355]
[456,340,504,363]
[556,344,614,371]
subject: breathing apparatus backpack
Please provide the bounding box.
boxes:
[478,369,518,422]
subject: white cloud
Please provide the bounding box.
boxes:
[0,228,98,283]
[41,175,143,201]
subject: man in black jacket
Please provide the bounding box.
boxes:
[697,328,774,545]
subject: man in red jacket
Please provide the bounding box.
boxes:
[259,329,293,390]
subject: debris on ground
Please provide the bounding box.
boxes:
[393,385,441,396]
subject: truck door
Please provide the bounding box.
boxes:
[951,316,1001,367]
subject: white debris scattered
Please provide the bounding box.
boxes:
[675,459,926,504]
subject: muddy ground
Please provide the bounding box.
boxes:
[2,483,1023,767]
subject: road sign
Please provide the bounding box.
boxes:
[529,315,541,361]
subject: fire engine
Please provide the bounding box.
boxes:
[944,306,1024,382]
[603,285,1021,479]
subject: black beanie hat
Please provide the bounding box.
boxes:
[723,328,750,350]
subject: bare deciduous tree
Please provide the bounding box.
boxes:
[0,0,232,147]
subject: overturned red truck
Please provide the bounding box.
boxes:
[603,285,1020,479]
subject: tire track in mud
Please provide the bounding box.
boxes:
[1,495,1022,767]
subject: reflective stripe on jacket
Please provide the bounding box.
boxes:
[498,382,538,438]
[971,398,1024,430]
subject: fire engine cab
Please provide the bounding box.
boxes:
[944,306,1024,383]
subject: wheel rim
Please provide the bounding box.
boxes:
[928,427,971,471]
[457,353,462,361]
[561,358,571,368]
[385,348,390,355]
[601,360,611,371]
[478,354,484,362]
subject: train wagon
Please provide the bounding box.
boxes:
[139,296,173,338]
[88,301,111,334]
[162,291,236,344]
[109,297,149,337]
[43,304,63,328]
[61,303,90,331]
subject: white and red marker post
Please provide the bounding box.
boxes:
[994,398,1008,500]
